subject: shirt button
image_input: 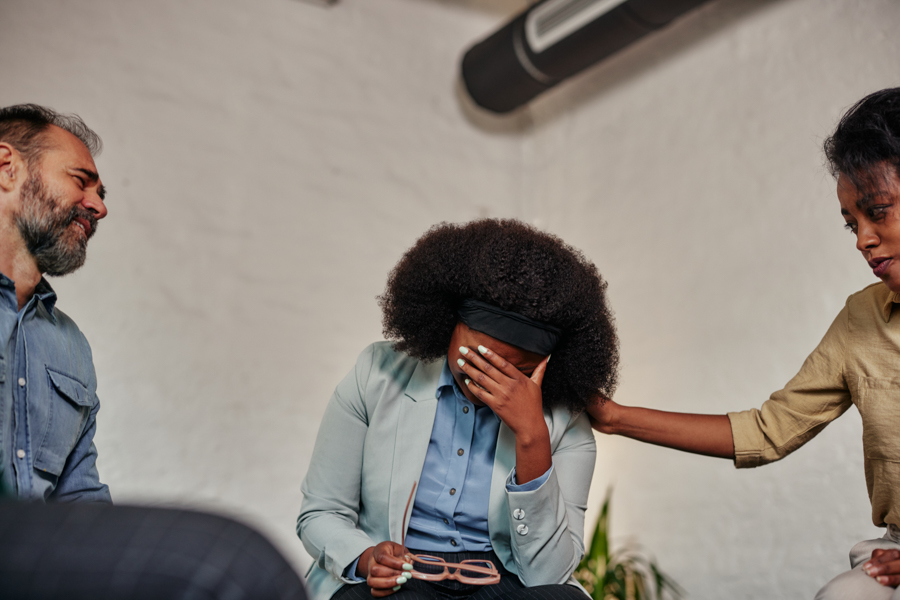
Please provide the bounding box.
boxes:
[463,406,469,414]
[513,508,525,520]
[449,488,456,496]
[457,448,464,456]
[450,539,458,547]
[516,524,529,536]
[17,378,25,387]
[443,518,449,525]
[16,449,25,459]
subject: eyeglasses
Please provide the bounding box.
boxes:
[399,481,501,585]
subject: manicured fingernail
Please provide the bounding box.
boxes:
[393,585,401,591]
[864,564,872,575]
[397,576,407,584]
[878,576,888,584]
[546,354,551,364]
[402,563,413,571]
[457,358,465,367]
[478,345,487,354]
[464,378,470,385]
[459,346,468,355]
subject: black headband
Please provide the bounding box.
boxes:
[457,299,561,355]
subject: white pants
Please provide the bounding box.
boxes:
[816,526,900,600]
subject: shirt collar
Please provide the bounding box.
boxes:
[883,290,900,322]
[436,359,458,397]
[33,277,58,315]
[0,272,58,319]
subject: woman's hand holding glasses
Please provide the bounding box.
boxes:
[357,541,415,597]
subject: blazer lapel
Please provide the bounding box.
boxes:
[388,358,443,543]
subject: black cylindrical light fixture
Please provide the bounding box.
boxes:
[461,0,714,114]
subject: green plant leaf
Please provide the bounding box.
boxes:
[574,487,685,600]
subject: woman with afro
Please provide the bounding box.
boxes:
[298,219,618,600]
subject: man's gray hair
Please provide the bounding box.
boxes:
[0,104,102,169]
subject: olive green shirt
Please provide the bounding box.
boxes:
[728,282,900,528]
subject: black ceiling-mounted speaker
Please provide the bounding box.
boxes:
[461,0,714,114]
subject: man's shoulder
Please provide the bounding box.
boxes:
[48,305,87,335]
[42,305,92,353]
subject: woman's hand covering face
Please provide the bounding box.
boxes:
[456,344,549,439]
[456,342,552,484]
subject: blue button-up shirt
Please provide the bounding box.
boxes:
[0,273,110,502]
[404,361,548,551]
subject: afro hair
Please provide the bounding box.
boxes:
[378,219,618,413]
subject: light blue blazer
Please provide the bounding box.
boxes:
[298,342,596,600]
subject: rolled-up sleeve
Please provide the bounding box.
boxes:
[728,303,853,468]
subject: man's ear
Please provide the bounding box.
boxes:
[0,143,23,193]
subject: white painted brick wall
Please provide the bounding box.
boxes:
[2,0,898,597]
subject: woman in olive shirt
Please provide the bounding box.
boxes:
[587,88,900,599]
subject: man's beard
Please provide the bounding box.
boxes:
[15,172,98,277]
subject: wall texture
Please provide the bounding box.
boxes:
[1,0,899,598]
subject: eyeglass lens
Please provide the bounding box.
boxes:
[458,561,495,580]
[411,557,495,581]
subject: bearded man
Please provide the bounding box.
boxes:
[0,105,314,600]
[0,104,110,502]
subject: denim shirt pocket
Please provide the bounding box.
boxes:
[33,368,94,477]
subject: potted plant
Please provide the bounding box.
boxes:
[574,488,685,600]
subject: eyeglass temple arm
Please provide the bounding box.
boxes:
[401,481,417,551]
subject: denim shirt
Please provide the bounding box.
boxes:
[0,273,110,502]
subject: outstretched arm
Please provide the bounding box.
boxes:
[588,398,735,459]
[589,300,857,465]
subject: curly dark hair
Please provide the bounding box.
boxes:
[378,219,618,413]
[824,87,900,189]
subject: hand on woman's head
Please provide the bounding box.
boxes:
[586,393,617,434]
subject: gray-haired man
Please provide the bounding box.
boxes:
[0,104,110,502]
